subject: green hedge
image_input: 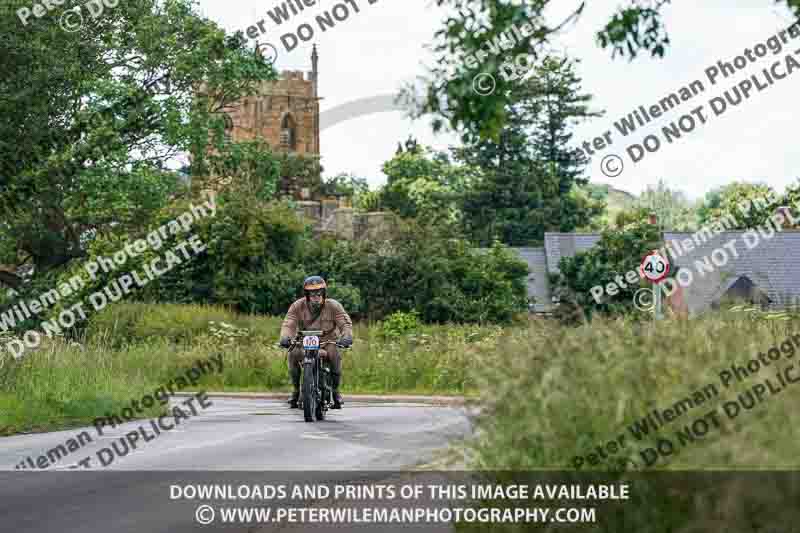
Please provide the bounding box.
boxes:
[17,193,528,337]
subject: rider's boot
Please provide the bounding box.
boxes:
[288,365,301,408]
[331,372,343,409]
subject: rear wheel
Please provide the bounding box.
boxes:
[302,362,316,422]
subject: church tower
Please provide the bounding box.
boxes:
[224,45,320,154]
[220,45,322,198]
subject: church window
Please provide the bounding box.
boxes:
[280,113,297,150]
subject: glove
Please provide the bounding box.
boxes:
[338,335,353,348]
[279,336,292,348]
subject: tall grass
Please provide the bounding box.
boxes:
[466,311,800,469]
[0,302,497,435]
[457,311,800,531]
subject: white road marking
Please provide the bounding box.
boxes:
[301,432,338,440]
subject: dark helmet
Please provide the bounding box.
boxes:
[303,275,327,300]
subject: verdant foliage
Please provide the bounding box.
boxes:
[379,310,422,340]
[274,153,324,199]
[458,313,800,532]
[554,219,664,318]
[456,55,604,246]
[29,194,528,331]
[1,302,505,434]
[635,178,698,231]
[579,183,637,229]
[318,172,369,199]
[697,182,779,229]
[0,0,277,290]
[379,147,480,228]
[409,0,800,142]
[305,220,531,323]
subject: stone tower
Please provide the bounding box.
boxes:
[220,45,321,198]
[224,45,319,154]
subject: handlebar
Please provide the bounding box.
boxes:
[277,339,352,350]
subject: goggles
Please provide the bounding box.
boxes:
[307,289,324,298]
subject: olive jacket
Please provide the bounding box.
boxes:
[279,298,353,343]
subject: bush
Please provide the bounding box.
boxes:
[554,219,666,320]
[320,221,530,323]
[39,194,310,332]
[457,312,800,532]
[325,280,363,316]
[380,310,421,339]
[19,197,527,334]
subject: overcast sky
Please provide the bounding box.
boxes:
[197,0,799,200]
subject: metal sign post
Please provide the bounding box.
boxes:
[654,281,663,321]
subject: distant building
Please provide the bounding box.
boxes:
[219,44,321,200]
[199,45,395,241]
[511,234,601,313]
[512,216,800,315]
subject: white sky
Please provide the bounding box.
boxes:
[197,0,799,200]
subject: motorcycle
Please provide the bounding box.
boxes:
[287,330,349,422]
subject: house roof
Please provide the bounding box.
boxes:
[663,231,800,313]
[511,247,550,312]
[504,229,800,314]
[544,233,602,275]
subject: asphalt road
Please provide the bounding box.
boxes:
[0,395,473,533]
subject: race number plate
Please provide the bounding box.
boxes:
[302,335,320,350]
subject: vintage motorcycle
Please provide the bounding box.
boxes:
[288,330,349,422]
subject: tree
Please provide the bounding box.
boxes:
[0,0,277,289]
[555,219,664,319]
[319,173,369,199]
[523,56,600,192]
[380,147,480,227]
[697,182,779,229]
[780,177,800,207]
[456,55,604,246]
[406,0,800,142]
[635,179,697,230]
[395,135,422,155]
[274,153,323,199]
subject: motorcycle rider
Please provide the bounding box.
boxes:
[279,276,353,409]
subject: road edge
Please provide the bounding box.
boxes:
[173,391,471,406]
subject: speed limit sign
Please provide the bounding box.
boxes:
[640,251,670,282]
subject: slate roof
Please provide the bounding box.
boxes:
[510,247,550,312]
[505,234,602,312]
[506,230,800,314]
[663,230,800,314]
[543,233,602,275]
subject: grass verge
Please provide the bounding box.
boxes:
[0,302,495,435]
[454,312,800,532]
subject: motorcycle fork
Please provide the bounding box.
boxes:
[318,356,331,408]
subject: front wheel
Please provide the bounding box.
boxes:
[302,362,316,422]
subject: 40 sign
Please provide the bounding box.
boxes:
[640,251,670,282]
